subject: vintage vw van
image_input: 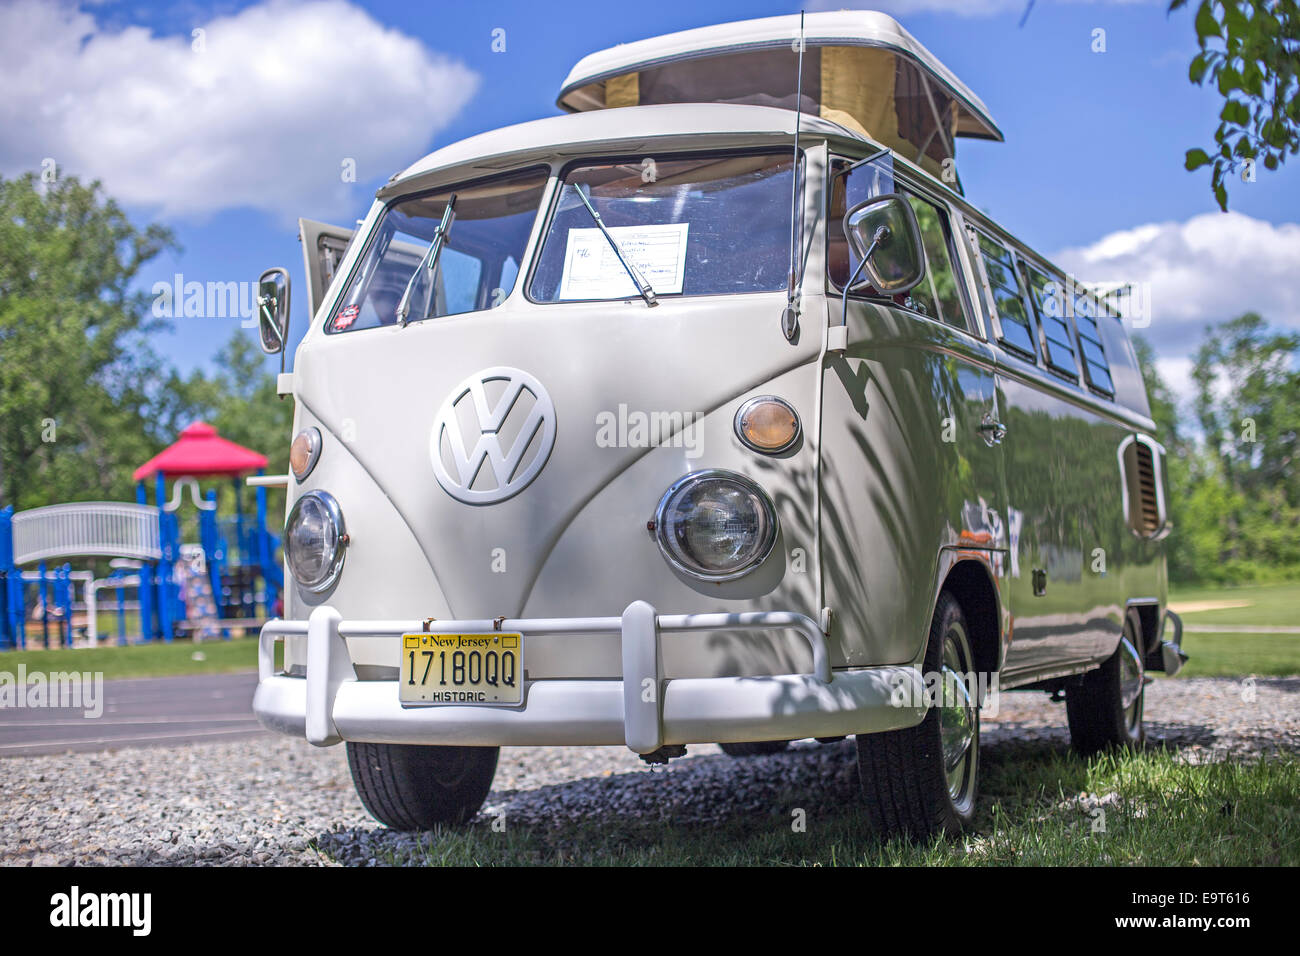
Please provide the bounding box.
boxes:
[252,11,1185,839]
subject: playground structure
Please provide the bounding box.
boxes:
[0,422,282,650]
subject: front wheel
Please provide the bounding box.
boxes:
[855,591,980,839]
[346,742,498,831]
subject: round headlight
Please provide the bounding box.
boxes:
[290,427,322,481]
[653,471,777,580]
[285,491,347,592]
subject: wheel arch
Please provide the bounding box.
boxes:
[1127,599,1161,654]
[937,555,1004,683]
[1125,598,1168,672]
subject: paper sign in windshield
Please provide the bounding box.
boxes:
[559,222,689,300]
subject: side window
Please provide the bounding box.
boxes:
[1096,303,1142,410]
[971,230,1036,359]
[827,154,894,290]
[828,160,968,333]
[1074,289,1116,395]
[1022,263,1080,381]
[901,191,968,332]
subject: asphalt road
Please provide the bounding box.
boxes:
[0,672,266,757]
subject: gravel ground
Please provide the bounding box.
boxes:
[1,676,1296,866]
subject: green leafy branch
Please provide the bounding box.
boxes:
[1172,0,1300,209]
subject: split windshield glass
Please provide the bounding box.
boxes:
[528,151,799,303]
[326,166,548,334]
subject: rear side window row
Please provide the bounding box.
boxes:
[968,226,1115,397]
[972,231,1035,358]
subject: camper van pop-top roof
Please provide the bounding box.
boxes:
[556,11,1003,182]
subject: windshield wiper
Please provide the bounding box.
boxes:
[396,194,457,326]
[571,184,657,307]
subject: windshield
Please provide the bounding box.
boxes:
[528,151,799,302]
[327,166,548,334]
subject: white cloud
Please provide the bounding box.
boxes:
[0,0,479,221]
[1053,211,1300,404]
[1155,355,1195,404]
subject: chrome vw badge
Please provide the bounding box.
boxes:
[429,367,557,504]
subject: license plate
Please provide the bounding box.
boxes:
[399,633,523,705]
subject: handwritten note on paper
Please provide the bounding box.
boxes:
[559,222,690,300]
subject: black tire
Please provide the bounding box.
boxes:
[719,740,791,757]
[855,590,979,839]
[346,742,498,831]
[1066,609,1146,756]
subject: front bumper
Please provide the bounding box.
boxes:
[253,601,926,754]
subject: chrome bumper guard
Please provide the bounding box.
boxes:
[253,601,926,754]
[1160,608,1188,677]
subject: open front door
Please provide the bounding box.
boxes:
[298,218,356,320]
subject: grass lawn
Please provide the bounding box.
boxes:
[1174,633,1300,678]
[384,747,1300,867]
[0,636,265,680]
[1168,580,1300,677]
[1168,580,1300,626]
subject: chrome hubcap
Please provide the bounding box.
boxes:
[938,625,976,807]
[1118,636,1143,733]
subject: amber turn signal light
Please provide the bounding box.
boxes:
[290,428,322,481]
[734,396,800,453]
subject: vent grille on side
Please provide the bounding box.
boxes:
[1134,441,1159,535]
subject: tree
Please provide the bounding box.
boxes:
[1191,312,1299,501]
[1172,0,1300,210]
[1135,315,1300,584]
[1,172,289,528]
[1166,312,1300,583]
[0,173,176,509]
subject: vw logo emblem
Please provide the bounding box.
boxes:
[429,367,557,505]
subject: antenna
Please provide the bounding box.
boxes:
[782,10,806,342]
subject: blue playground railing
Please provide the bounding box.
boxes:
[1,475,282,649]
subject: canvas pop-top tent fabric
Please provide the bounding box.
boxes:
[556,10,1003,184]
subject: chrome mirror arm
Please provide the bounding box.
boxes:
[257,294,283,349]
[840,225,890,330]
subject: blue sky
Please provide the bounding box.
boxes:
[3,0,1297,404]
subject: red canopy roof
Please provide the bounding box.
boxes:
[133,422,268,481]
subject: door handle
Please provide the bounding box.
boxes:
[978,417,1007,445]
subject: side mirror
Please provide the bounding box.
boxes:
[843,193,926,295]
[257,267,291,355]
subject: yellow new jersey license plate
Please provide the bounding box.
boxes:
[399,633,523,705]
